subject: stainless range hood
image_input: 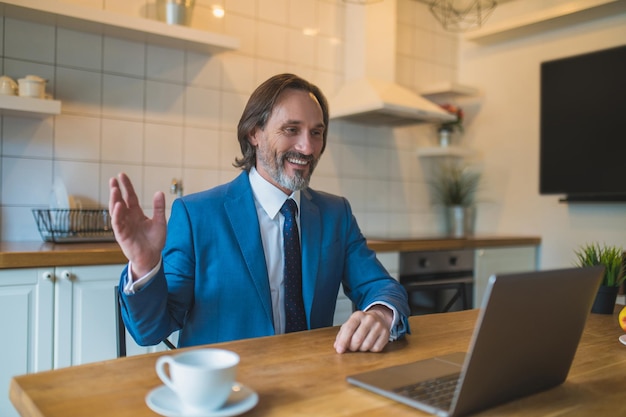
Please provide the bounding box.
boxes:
[329,1,454,126]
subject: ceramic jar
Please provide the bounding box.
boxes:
[0,76,18,95]
[18,75,46,98]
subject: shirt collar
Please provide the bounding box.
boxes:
[249,167,300,219]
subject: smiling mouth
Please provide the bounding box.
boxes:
[284,152,313,168]
[287,156,308,166]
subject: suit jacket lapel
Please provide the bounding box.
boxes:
[300,189,321,315]
[224,172,274,327]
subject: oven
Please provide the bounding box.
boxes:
[399,249,474,316]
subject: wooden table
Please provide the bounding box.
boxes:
[10,308,626,417]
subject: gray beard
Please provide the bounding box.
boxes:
[276,167,309,191]
[257,148,318,192]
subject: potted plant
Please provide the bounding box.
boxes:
[574,242,626,314]
[429,162,481,237]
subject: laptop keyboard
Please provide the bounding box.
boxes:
[393,372,460,409]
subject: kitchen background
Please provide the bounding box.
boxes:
[1,0,625,270]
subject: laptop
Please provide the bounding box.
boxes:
[347,266,604,417]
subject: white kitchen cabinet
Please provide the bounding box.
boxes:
[51,264,168,366]
[474,246,539,308]
[0,264,164,417]
[53,264,127,368]
[0,268,53,417]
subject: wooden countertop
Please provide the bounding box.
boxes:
[366,235,541,252]
[9,307,625,417]
[0,236,541,269]
[0,241,128,268]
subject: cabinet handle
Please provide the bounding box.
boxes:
[42,271,54,281]
[60,270,72,281]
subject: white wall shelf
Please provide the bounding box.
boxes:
[465,0,626,44]
[417,146,473,158]
[421,82,480,101]
[0,0,240,54]
[0,95,61,117]
[420,82,481,107]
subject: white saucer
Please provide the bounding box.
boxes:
[619,335,626,346]
[146,383,258,417]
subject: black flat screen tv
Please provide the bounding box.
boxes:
[539,44,626,202]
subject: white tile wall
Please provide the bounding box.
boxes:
[191,4,227,33]
[288,0,316,29]
[102,74,145,120]
[183,126,221,168]
[395,1,458,91]
[56,67,102,115]
[185,52,222,89]
[103,37,146,77]
[224,13,257,57]
[225,0,256,18]
[257,21,288,62]
[145,80,185,124]
[147,45,186,82]
[0,0,458,242]
[220,54,257,94]
[2,116,54,159]
[259,0,288,24]
[5,19,55,63]
[144,123,184,166]
[54,115,101,160]
[57,28,103,71]
[184,86,221,128]
[101,119,144,163]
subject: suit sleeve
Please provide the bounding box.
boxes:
[339,198,411,339]
[118,198,195,346]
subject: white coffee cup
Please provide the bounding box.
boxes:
[155,348,239,413]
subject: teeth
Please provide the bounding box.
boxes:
[287,157,307,165]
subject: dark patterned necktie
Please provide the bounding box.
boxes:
[280,198,307,333]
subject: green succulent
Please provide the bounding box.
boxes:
[429,162,481,207]
[574,242,626,287]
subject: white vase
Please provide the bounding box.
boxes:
[446,205,476,237]
[438,129,451,147]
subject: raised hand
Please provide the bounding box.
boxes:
[109,173,167,278]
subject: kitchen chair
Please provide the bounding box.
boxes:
[115,286,176,358]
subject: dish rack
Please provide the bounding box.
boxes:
[32,209,115,243]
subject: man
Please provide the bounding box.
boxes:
[110,73,410,354]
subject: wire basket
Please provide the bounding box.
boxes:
[32,209,116,243]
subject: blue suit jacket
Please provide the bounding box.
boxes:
[119,171,410,347]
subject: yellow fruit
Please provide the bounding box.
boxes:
[619,306,626,331]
